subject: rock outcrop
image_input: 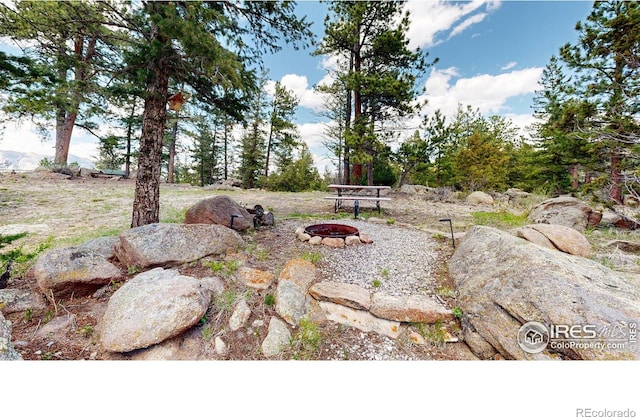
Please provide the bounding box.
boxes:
[515,223,592,258]
[449,226,640,360]
[528,196,602,230]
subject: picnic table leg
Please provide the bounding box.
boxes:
[354,200,359,218]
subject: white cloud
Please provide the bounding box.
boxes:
[450,13,487,38]
[501,61,517,71]
[266,73,331,114]
[405,0,501,49]
[420,66,544,120]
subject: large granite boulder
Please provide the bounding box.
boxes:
[32,247,122,295]
[449,226,640,360]
[114,223,244,269]
[99,268,211,353]
[184,195,253,231]
[515,223,592,258]
[528,196,602,231]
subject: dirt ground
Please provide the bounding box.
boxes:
[0,171,513,361]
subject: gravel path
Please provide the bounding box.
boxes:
[275,218,442,297]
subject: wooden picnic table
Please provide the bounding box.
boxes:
[324,184,392,217]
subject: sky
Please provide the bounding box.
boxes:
[0,0,596,173]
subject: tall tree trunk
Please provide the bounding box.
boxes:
[53,35,96,167]
[570,163,579,190]
[224,116,230,180]
[54,111,77,166]
[265,125,274,177]
[343,52,353,186]
[131,48,169,227]
[352,31,363,186]
[167,118,178,183]
[610,151,623,204]
[124,100,135,178]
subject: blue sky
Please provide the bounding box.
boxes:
[0,1,595,173]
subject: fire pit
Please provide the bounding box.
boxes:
[296,223,371,247]
[304,223,359,239]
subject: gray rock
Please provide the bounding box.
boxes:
[229,298,251,331]
[184,195,253,231]
[465,191,494,205]
[114,223,244,269]
[201,276,225,297]
[32,247,122,294]
[370,293,454,323]
[516,223,591,257]
[0,288,47,314]
[100,268,210,353]
[126,327,210,360]
[78,236,119,259]
[309,281,371,310]
[261,317,291,358]
[0,311,22,360]
[399,184,430,195]
[515,226,556,250]
[318,301,401,339]
[275,280,309,326]
[214,336,227,356]
[599,210,640,230]
[34,314,76,341]
[449,226,640,360]
[505,188,530,201]
[605,240,640,254]
[528,196,602,231]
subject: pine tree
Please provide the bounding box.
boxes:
[114,2,312,226]
[0,1,120,166]
[265,82,300,178]
[316,1,434,185]
[560,1,640,203]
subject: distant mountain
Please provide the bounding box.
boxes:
[0,150,95,171]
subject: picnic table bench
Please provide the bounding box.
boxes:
[324,184,392,217]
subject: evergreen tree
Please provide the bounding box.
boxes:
[265,82,300,178]
[239,72,269,189]
[110,1,312,226]
[452,131,510,191]
[0,1,121,166]
[532,55,594,194]
[560,1,640,203]
[316,1,434,185]
[265,142,324,192]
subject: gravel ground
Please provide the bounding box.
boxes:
[281,218,441,297]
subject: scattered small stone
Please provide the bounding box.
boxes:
[214,336,227,356]
[408,331,426,345]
